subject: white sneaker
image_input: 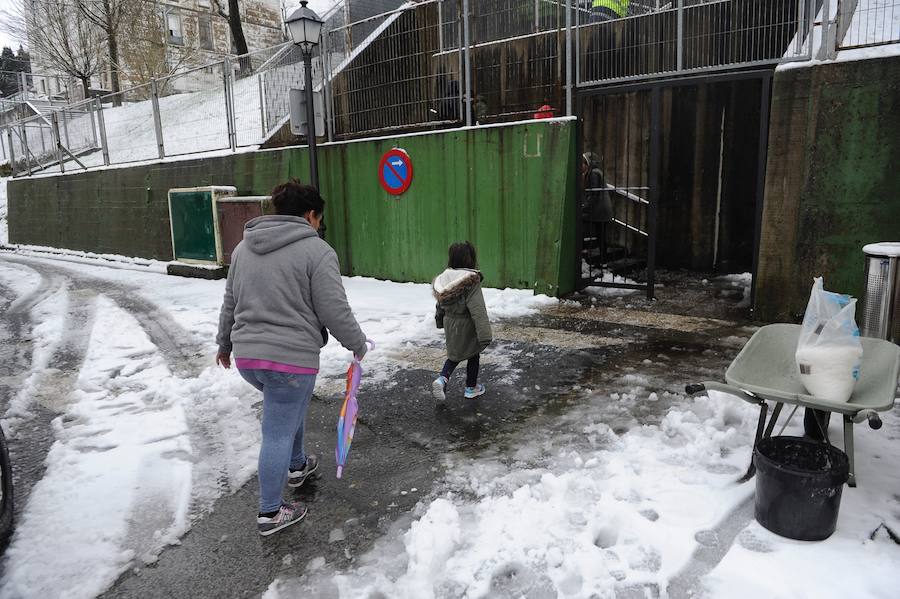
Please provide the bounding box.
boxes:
[431,376,448,401]
[464,384,486,399]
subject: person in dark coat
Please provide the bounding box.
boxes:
[431,242,493,400]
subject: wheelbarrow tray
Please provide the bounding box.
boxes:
[725,323,900,415]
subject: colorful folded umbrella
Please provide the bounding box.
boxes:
[335,353,364,479]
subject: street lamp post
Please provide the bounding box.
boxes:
[285,1,325,190]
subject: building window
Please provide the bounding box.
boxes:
[167,12,184,45]
[199,16,213,50]
[40,79,46,94]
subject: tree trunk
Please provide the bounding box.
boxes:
[103,0,122,106]
[107,30,122,106]
[227,0,251,75]
[228,0,250,55]
[80,76,91,100]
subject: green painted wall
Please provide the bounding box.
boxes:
[7,119,577,296]
[756,56,900,321]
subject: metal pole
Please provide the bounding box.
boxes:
[20,124,32,175]
[750,74,772,312]
[223,58,237,151]
[89,101,99,148]
[575,0,581,88]
[62,109,71,149]
[438,0,444,50]
[150,79,165,159]
[303,49,319,189]
[258,72,267,138]
[322,33,335,143]
[5,128,13,170]
[647,87,661,300]
[677,0,684,72]
[51,112,65,174]
[462,0,473,127]
[565,0,573,116]
[95,98,110,166]
[575,93,585,288]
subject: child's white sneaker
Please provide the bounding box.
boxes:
[432,376,448,401]
[464,384,486,399]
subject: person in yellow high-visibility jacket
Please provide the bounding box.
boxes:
[591,0,630,22]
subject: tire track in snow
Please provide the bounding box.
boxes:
[0,261,96,539]
[0,258,258,574]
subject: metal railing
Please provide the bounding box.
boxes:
[837,0,900,48]
[576,0,816,86]
[4,0,893,175]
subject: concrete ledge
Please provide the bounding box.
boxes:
[166,263,227,280]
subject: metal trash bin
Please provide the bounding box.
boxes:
[861,242,900,343]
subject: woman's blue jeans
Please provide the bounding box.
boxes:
[239,369,317,513]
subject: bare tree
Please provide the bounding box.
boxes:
[1,0,104,100]
[76,0,141,105]
[213,0,250,56]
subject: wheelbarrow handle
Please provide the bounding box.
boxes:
[852,409,883,430]
[684,381,765,406]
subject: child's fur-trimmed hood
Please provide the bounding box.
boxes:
[432,268,483,304]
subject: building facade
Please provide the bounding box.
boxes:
[28,0,285,101]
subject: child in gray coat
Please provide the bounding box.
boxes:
[431,242,493,400]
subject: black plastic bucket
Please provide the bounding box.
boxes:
[753,436,849,541]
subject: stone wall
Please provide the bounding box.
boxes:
[756,55,900,321]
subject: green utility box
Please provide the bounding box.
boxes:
[167,186,236,264]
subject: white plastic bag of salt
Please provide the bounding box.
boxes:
[795,277,863,402]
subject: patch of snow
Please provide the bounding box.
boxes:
[715,272,752,308]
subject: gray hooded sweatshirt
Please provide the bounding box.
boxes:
[216,215,367,370]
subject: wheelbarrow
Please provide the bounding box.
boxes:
[686,323,900,487]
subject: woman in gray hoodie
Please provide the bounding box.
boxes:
[216,181,368,536]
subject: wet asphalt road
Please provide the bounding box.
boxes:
[0,256,757,598]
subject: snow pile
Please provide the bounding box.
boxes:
[716,272,752,308]
[581,260,640,297]
[264,381,900,599]
[266,391,763,598]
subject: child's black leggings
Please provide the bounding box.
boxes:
[441,354,480,388]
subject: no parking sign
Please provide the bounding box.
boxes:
[378,148,413,196]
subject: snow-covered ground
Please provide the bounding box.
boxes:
[0,255,555,598]
[264,389,900,599]
[0,252,898,598]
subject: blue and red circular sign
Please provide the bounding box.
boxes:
[378,148,413,195]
